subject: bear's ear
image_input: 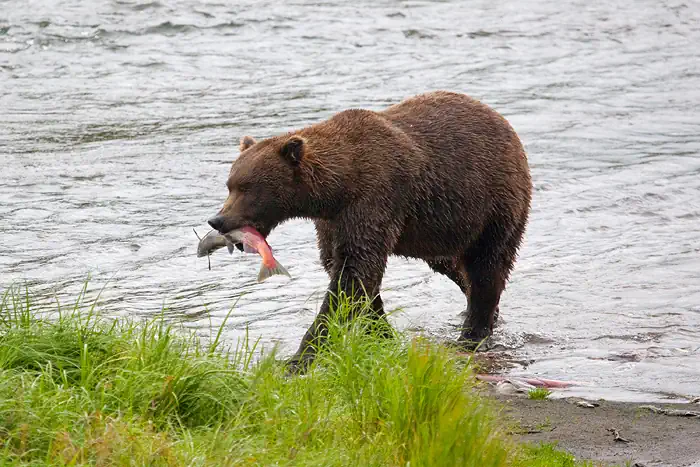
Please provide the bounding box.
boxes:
[239,135,257,152]
[280,135,305,166]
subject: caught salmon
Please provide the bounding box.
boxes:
[224,227,291,282]
[195,226,291,283]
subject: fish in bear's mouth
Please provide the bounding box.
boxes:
[195,226,290,282]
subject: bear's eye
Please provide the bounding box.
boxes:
[237,183,252,193]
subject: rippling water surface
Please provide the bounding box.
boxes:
[2,0,699,402]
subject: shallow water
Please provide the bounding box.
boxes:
[1,0,699,403]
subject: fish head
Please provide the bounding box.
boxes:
[196,229,229,257]
[207,134,312,239]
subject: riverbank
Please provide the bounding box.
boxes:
[0,284,609,466]
[490,393,700,467]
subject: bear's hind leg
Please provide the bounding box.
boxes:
[459,263,505,349]
[459,219,524,349]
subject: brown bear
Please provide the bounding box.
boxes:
[207,90,532,368]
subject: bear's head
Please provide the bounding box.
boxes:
[207,133,339,238]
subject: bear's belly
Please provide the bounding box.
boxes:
[392,221,481,260]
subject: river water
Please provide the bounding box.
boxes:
[1,0,699,403]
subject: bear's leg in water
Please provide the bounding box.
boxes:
[459,219,522,348]
[460,263,505,348]
[427,258,505,325]
[427,257,501,326]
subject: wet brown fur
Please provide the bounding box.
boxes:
[212,91,532,366]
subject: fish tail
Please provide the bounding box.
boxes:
[257,260,292,283]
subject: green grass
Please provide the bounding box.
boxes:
[513,443,596,467]
[0,283,596,466]
[528,388,553,400]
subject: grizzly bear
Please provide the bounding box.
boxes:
[207,91,532,369]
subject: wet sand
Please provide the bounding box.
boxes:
[490,392,700,467]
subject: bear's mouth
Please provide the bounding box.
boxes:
[219,223,270,253]
[219,223,271,240]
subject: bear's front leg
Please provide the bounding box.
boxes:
[287,233,394,374]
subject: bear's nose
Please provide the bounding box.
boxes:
[207,215,226,232]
